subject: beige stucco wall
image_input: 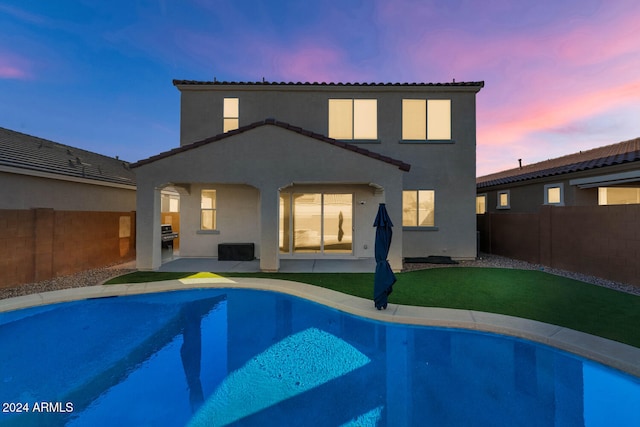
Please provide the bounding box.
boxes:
[178,184,260,258]
[135,125,405,271]
[175,83,481,260]
[0,170,136,211]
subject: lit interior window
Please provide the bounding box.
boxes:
[329,99,377,140]
[427,99,451,140]
[547,187,561,204]
[498,192,509,208]
[403,190,435,226]
[353,99,377,139]
[201,190,217,230]
[223,98,239,132]
[598,187,640,205]
[402,99,426,140]
[476,195,487,214]
[328,99,353,139]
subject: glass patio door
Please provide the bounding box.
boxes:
[279,193,353,254]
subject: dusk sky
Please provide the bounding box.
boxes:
[2,0,639,176]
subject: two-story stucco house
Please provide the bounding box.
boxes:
[132,80,484,272]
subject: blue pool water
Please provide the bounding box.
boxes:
[1,288,638,426]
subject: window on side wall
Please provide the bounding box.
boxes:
[476,194,487,214]
[402,99,451,141]
[544,184,564,205]
[402,190,435,227]
[598,187,640,205]
[223,98,239,132]
[201,190,217,230]
[328,99,377,140]
[497,190,510,209]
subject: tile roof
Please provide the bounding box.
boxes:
[477,137,640,188]
[131,118,411,172]
[173,79,485,88]
[0,127,136,187]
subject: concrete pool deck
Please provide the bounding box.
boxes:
[1,277,639,379]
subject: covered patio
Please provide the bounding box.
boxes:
[133,120,410,273]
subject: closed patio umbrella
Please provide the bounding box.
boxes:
[373,203,396,310]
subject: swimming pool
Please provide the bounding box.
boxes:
[1,288,638,426]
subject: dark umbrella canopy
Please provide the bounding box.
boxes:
[373,203,396,310]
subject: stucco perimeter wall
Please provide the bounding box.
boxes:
[477,204,640,287]
[0,209,136,289]
[0,171,136,211]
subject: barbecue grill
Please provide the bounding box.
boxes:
[161,224,178,248]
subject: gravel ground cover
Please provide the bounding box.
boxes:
[1,254,638,300]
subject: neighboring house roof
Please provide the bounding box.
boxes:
[173,79,485,88]
[0,127,136,187]
[477,137,640,188]
[131,118,411,171]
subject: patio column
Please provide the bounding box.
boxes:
[259,185,280,272]
[136,180,162,270]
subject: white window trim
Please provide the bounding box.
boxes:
[496,190,511,209]
[544,183,564,206]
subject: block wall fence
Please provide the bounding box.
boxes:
[477,204,640,288]
[0,209,136,289]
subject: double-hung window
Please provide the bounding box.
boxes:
[402,99,451,140]
[328,99,377,140]
[402,190,435,227]
[223,98,239,132]
[201,190,217,230]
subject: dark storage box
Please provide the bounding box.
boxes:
[218,243,255,261]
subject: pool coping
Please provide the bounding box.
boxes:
[1,277,639,378]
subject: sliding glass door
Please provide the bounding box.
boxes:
[279,193,353,254]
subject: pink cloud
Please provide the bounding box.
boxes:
[264,42,375,83]
[0,51,32,80]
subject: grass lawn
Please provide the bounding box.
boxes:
[106,267,640,348]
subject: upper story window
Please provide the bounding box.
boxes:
[402,99,451,140]
[223,98,239,133]
[544,183,564,205]
[328,99,377,140]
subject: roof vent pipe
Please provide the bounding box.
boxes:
[518,159,522,169]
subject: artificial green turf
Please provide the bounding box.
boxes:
[106,268,640,348]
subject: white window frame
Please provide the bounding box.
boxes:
[497,190,511,210]
[328,99,377,140]
[544,183,564,206]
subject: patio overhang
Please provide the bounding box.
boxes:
[570,170,640,189]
